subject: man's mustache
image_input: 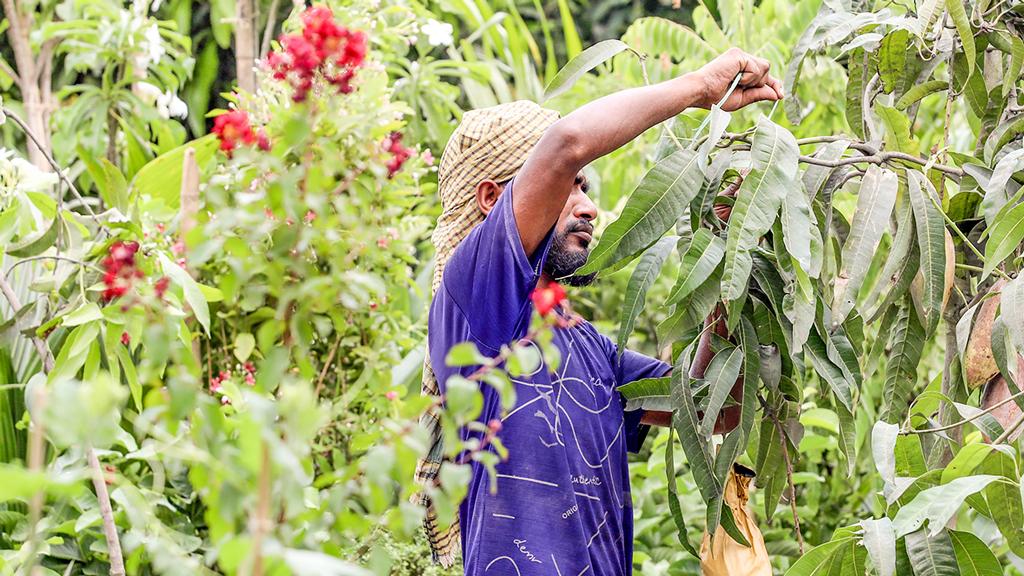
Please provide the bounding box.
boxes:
[565,220,594,236]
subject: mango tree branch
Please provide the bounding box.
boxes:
[0,58,21,89]
[900,389,1024,435]
[797,151,964,179]
[0,275,125,576]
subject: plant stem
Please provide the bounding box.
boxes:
[260,0,281,58]
[769,411,804,554]
[994,411,1024,444]
[248,443,272,576]
[902,390,1024,435]
[0,275,125,576]
[235,0,258,93]
[87,447,126,576]
[798,151,964,178]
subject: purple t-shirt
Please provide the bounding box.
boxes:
[429,180,670,576]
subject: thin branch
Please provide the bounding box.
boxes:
[313,332,343,397]
[993,412,1024,445]
[260,0,281,59]
[5,255,102,279]
[0,274,125,576]
[0,57,21,89]
[1,107,104,226]
[901,390,1024,435]
[798,151,964,178]
[87,447,126,576]
[768,409,804,554]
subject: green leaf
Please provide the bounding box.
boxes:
[665,426,700,558]
[905,529,959,576]
[780,183,817,276]
[159,253,210,334]
[233,333,256,363]
[6,215,59,258]
[62,302,103,327]
[722,118,799,301]
[834,166,898,324]
[714,317,760,482]
[880,302,925,423]
[132,135,218,210]
[671,348,722,508]
[700,346,743,438]
[1003,275,1024,358]
[755,402,788,521]
[984,114,1024,164]
[0,463,81,502]
[877,105,919,155]
[543,40,630,101]
[980,451,1024,556]
[907,170,946,334]
[867,203,919,322]
[861,518,896,576]
[667,228,724,305]
[579,147,705,275]
[804,328,854,412]
[946,0,976,77]
[803,140,851,201]
[893,476,1002,537]
[948,529,1002,576]
[78,145,128,212]
[115,343,142,411]
[445,342,487,367]
[896,80,948,110]
[872,420,899,485]
[1004,35,1024,99]
[782,538,855,576]
[983,198,1024,279]
[846,49,870,139]
[618,376,671,400]
[618,236,676,353]
[879,29,911,94]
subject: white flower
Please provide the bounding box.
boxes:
[158,90,188,119]
[0,148,58,210]
[138,23,165,68]
[421,19,454,47]
[135,81,187,119]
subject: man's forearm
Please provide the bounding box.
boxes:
[550,73,709,173]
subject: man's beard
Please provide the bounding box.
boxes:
[544,221,597,287]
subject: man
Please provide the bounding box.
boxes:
[421,48,783,575]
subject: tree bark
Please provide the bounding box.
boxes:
[235,0,257,93]
[1,0,51,169]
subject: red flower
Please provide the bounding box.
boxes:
[265,6,368,102]
[101,241,143,303]
[154,276,170,298]
[212,110,259,155]
[385,390,398,401]
[257,129,271,151]
[383,132,414,178]
[531,281,566,316]
[121,332,130,346]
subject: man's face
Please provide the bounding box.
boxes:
[544,173,598,286]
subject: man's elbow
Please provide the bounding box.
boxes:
[541,119,590,170]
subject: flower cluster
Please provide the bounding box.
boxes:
[101,241,143,302]
[210,362,257,404]
[530,281,566,316]
[383,132,414,178]
[266,6,368,102]
[212,111,270,155]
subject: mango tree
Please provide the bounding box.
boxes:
[548,0,1024,571]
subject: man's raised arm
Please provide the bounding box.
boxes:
[513,48,783,256]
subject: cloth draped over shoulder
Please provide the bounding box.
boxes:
[413,100,560,567]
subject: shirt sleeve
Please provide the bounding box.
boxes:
[610,342,672,453]
[441,179,554,351]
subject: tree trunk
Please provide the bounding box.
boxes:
[2,0,51,170]
[235,0,257,93]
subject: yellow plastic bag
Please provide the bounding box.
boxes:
[699,465,772,576]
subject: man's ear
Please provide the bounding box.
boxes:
[474,180,503,216]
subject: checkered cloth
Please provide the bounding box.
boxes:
[414,101,560,567]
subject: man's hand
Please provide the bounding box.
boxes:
[693,47,784,112]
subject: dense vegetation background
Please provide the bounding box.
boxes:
[0,0,1023,574]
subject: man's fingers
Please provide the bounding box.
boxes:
[738,55,770,87]
[767,76,785,99]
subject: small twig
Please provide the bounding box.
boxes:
[797,151,964,178]
[5,255,102,279]
[87,447,126,576]
[1,107,104,226]
[313,332,344,397]
[247,443,272,576]
[901,390,1024,435]
[0,58,20,89]
[993,412,1024,445]
[768,408,804,554]
[260,0,281,59]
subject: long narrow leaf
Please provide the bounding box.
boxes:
[907,170,947,334]
[617,236,676,353]
[666,228,725,305]
[543,39,629,101]
[880,301,925,423]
